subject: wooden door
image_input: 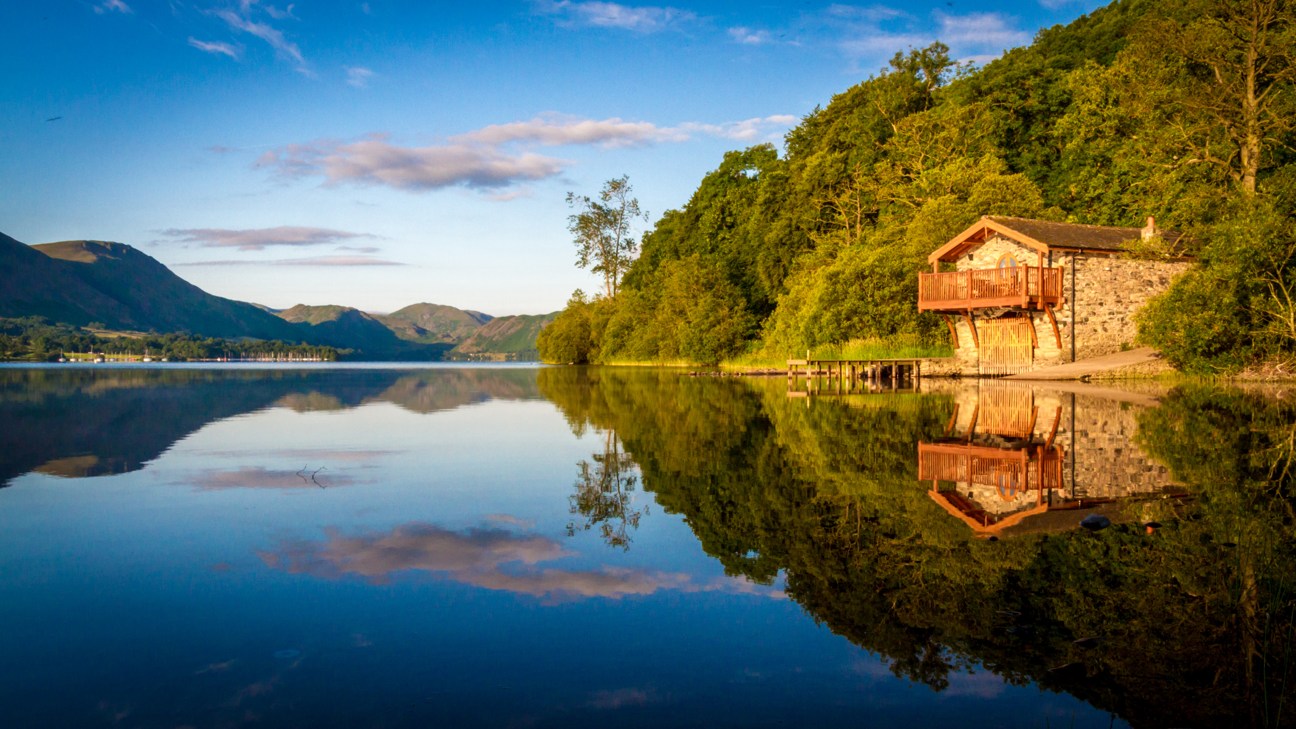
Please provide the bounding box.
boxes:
[980,317,1035,376]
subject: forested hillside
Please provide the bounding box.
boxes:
[540,0,1296,372]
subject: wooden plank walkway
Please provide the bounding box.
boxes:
[787,358,921,396]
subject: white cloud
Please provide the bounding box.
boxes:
[257,134,570,191]
[534,0,696,33]
[458,114,685,148]
[188,37,241,60]
[826,5,1032,69]
[345,66,375,88]
[257,113,796,194]
[94,0,132,14]
[679,115,798,142]
[933,11,1031,49]
[728,26,772,45]
[161,226,376,251]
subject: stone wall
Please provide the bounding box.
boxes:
[935,383,1181,518]
[941,235,1191,374]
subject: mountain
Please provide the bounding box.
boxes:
[21,238,308,341]
[449,313,555,359]
[376,303,493,344]
[275,304,424,356]
[1,232,547,359]
[0,233,147,328]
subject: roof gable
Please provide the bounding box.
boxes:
[928,216,1188,265]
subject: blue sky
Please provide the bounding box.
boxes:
[2,0,1105,315]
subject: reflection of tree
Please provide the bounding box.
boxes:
[567,430,646,550]
[537,367,1296,728]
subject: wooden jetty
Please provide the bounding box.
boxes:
[787,358,921,396]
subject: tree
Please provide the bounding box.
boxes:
[566,175,646,297]
[1136,0,1296,196]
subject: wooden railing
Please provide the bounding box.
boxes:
[917,442,1065,497]
[918,266,1063,311]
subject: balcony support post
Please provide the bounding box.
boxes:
[961,312,980,349]
[940,314,959,348]
[1043,304,1062,349]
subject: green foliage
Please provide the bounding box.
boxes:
[536,291,596,364]
[567,176,646,298]
[545,0,1296,369]
[0,317,340,362]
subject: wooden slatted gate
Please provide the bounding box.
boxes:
[979,317,1035,376]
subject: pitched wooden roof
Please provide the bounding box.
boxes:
[928,216,1188,265]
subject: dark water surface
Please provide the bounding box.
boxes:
[1,364,1293,728]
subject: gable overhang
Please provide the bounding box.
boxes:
[928,217,1051,266]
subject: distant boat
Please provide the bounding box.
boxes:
[93,356,105,363]
[57,357,66,363]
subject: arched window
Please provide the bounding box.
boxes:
[996,253,1019,269]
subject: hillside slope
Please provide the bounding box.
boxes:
[276,304,421,356]
[31,239,309,341]
[450,313,555,358]
[376,303,493,344]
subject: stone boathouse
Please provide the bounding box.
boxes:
[917,215,1192,375]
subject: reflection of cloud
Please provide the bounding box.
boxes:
[188,467,356,490]
[942,669,1008,699]
[585,687,657,709]
[196,659,237,675]
[260,522,753,601]
[485,513,536,529]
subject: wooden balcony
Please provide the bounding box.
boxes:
[917,442,1065,497]
[918,266,1063,312]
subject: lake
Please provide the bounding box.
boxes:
[1,363,1292,728]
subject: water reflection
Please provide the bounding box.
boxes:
[0,365,542,487]
[538,368,1296,728]
[2,366,1294,727]
[919,384,1189,537]
[567,432,647,550]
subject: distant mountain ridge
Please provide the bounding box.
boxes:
[0,232,553,359]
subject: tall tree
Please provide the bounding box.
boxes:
[566,175,646,297]
[1139,0,1296,195]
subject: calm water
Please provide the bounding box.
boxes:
[1,364,1293,728]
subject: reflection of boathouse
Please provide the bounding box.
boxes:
[918,385,1185,538]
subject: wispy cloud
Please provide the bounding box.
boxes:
[345,66,374,88]
[534,0,696,33]
[459,114,685,148]
[160,226,377,251]
[933,11,1031,49]
[178,255,405,267]
[94,0,132,14]
[257,114,796,194]
[188,37,241,60]
[213,4,309,74]
[679,115,798,142]
[814,5,1032,69]
[728,26,772,45]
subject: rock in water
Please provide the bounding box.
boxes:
[1080,514,1111,531]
